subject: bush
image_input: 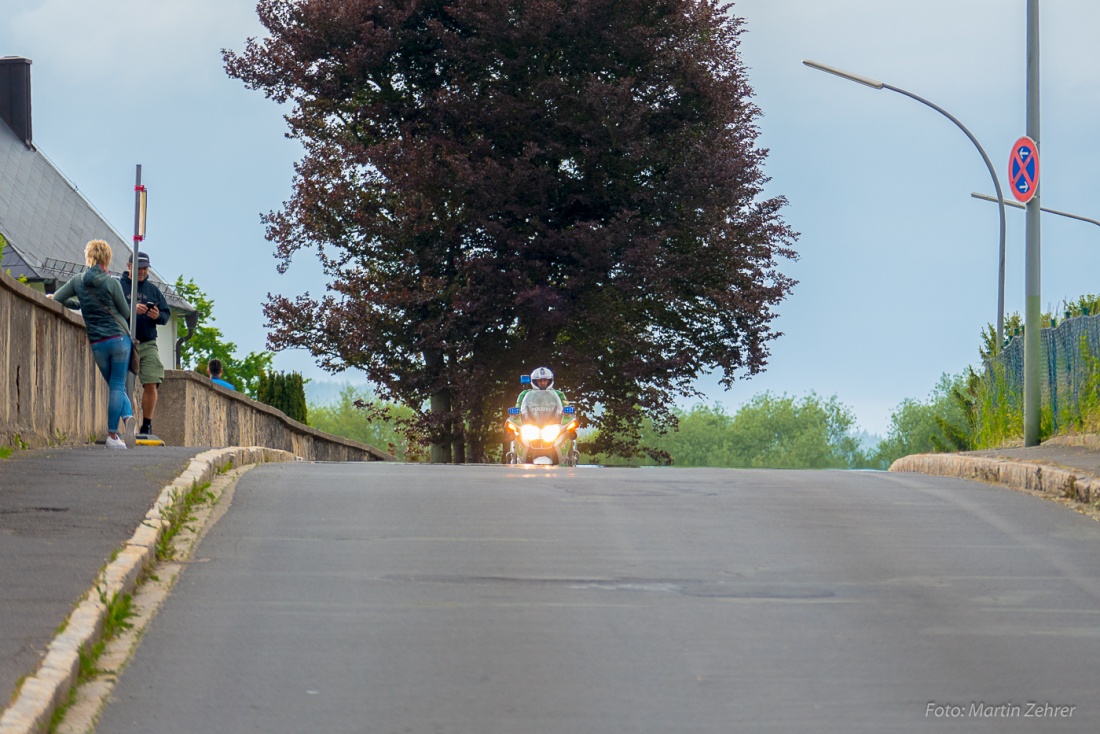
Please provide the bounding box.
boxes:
[257,371,308,424]
[586,393,870,469]
[872,373,973,468]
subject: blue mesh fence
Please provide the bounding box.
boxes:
[993,314,1100,431]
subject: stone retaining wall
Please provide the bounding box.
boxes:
[156,370,393,462]
[890,453,1099,504]
[0,270,390,461]
[0,270,108,448]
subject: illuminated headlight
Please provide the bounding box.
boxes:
[541,424,561,442]
[520,424,542,442]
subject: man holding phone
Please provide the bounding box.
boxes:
[120,252,171,440]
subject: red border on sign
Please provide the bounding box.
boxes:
[1009,136,1039,204]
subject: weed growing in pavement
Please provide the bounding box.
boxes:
[156,481,215,561]
[100,590,135,640]
[8,673,28,707]
[49,591,134,733]
[11,434,29,450]
[0,446,11,460]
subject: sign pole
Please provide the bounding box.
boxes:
[130,165,147,429]
[1023,0,1041,446]
[130,165,142,337]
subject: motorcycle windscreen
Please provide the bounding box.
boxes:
[520,390,564,427]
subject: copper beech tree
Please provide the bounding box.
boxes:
[225,0,797,463]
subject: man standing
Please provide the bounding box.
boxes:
[120,252,170,440]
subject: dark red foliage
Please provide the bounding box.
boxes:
[225,0,797,462]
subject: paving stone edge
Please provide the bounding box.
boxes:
[889,452,1100,506]
[0,447,295,734]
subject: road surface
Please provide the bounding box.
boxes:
[96,463,1100,733]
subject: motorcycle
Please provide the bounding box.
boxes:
[505,378,579,466]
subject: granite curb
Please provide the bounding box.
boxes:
[0,447,295,734]
[889,452,1100,507]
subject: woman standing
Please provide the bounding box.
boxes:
[52,240,135,449]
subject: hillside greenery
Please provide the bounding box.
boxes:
[308,386,423,461]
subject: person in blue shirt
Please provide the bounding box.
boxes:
[206,358,235,391]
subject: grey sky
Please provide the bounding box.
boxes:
[3,0,1098,434]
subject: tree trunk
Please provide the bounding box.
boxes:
[430,390,452,463]
[452,430,466,464]
[426,349,452,463]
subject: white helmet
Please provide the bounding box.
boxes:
[530,367,554,390]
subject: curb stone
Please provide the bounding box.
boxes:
[0,447,295,734]
[889,453,1100,506]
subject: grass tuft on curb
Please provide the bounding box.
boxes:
[156,481,215,561]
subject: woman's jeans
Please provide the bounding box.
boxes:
[90,335,134,434]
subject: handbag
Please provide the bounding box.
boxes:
[126,340,140,375]
[87,282,141,375]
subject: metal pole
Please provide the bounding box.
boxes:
[1024,0,1041,446]
[881,84,1007,349]
[971,193,1100,228]
[128,165,142,399]
[130,164,141,337]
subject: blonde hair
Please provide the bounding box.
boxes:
[84,240,112,269]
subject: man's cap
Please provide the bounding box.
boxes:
[128,252,151,268]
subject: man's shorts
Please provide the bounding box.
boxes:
[137,341,165,385]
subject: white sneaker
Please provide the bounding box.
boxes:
[121,415,136,447]
[106,434,127,450]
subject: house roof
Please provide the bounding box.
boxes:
[0,117,193,313]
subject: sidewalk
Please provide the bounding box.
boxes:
[890,435,1100,516]
[0,445,206,707]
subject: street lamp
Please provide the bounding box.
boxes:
[803,60,1009,349]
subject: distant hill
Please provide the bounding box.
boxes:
[304,379,370,407]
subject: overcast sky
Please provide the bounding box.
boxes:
[3,0,1098,435]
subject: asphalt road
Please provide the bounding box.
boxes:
[96,463,1100,733]
[0,446,204,704]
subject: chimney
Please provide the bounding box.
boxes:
[0,57,32,148]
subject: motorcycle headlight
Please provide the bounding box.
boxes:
[520,424,542,442]
[541,424,561,442]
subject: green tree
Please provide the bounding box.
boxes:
[872,372,971,468]
[720,393,866,469]
[173,276,274,397]
[930,368,980,453]
[0,233,26,282]
[309,386,423,460]
[587,393,868,469]
[257,371,309,423]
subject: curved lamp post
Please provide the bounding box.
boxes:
[803,60,1008,349]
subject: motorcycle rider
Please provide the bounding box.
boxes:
[516,366,570,409]
[507,366,579,464]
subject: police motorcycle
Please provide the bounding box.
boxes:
[505,375,580,466]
